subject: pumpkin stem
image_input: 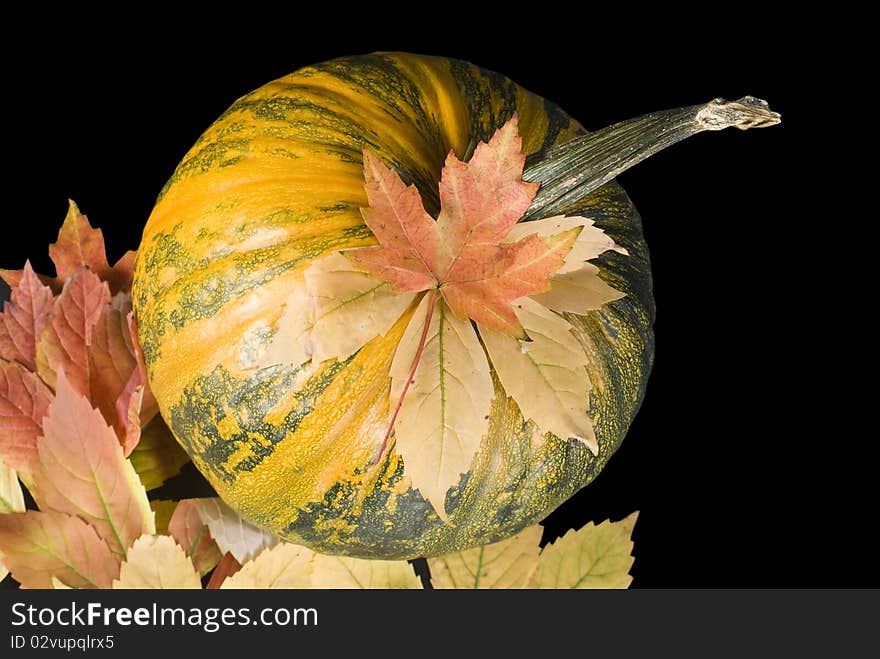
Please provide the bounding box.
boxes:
[522,96,781,219]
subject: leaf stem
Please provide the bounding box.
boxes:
[521,96,780,219]
[375,290,438,463]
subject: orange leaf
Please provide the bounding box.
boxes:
[0,359,53,480]
[0,509,118,589]
[29,373,154,557]
[35,268,109,394]
[0,261,54,370]
[344,116,578,337]
[206,551,242,589]
[169,499,223,576]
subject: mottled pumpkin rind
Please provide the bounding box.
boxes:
[133,52,654,559]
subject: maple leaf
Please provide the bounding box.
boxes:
[0,261,54,371]
[189,497,279,564]
[345,117,579,337]
[112,535,201,589]
[28,372,154,558]
[0,509,119,589]
[0,359,53,480]
[128,416,191,491]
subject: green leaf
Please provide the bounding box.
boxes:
[129,416,190,491]
[530,513,638,589]
[427,526,543,588]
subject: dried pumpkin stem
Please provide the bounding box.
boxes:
[522,96,781,219]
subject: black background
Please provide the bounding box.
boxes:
[1,18,869,588]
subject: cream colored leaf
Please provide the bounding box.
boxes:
[507,215,626,274]
[254,284,312,369]
[51,577,72,589]
[390,294,493,522]
[113,534,201,589]
[531,513,638,589]
[531,264,625,314]
[221,543,314,589]
[0,462,24,514]
[311,554,421,589]
[481,297,597,453]
[0,462,25,582]
[190,498,278,564]
[428,525,543,588]
[305,252,415,365]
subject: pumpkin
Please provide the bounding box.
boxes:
[133,52,775,559]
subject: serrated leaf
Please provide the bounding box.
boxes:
[112,535,201,589]
[169,499,222,576]
[344,117,580,337]
[0,261,54,370]
[0,510,118,588]
[427,525,543,589]
[190,497,278,564]
[311,554,421,589]
[88,292,141,451]
[0,461,25,583]
[35,268,109,393]
[206,551,242,589]
[0,359,53,480]
[507,215,627,274]
[48,200,133,294]
[304,252,416,365]
[128,416,190,491]
[530,264,625,314]
[531,513,638,589]
[254,284,312,369]
[222,543,420,589]
[30,373,154,557]
[481,297,597,452]
[150,500,177,536]
[389,294,493,521]
[126,312,157,424]
[51,577,72,589]
[221,544,313,589]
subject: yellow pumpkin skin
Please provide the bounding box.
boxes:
[133,53,654,559]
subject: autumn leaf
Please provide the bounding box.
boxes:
[481,297,597,452]
[388,293,493,521]
[345,118,580,337]
[169,499,222,576]
[0,261,54,371]
[222,542,420,589]
[126,313,158,424]
[206,552,243,589]
[35,268,109,393]
[49,200,134,294]
[128,416,190,491]
[530,513,638,588]
[112,535,201,589]
[427,526,543,589]
[0,510,118,589]
[0,359,53,480]
[29,372,154,558]
[189,497,278,564]
[0,461,25,583]
[150,500,177,536]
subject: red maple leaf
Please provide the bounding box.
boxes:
[345,116,580,338]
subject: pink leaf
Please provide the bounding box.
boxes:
[126,312,157,425]
[29,372,154,557]
[35,268,109,395]
[49,200,112,285]
[169,499,222,576]
[0,359,53,480]
[0,509,119,589]
[0,261,55,370]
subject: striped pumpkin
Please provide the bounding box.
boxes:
[133,53,654,559]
